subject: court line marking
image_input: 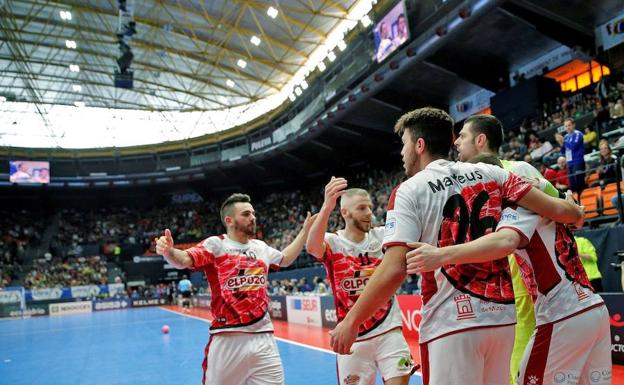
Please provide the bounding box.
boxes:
[158,306,424,379]
[158,306,336,354]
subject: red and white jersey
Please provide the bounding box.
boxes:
[319,227,402,340]
[383,159,533,343]
[497,207,604,325]
[185,234,283,334]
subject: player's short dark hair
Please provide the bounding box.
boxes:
[467,153,503,168]
[564,117,575,125]
[464,114,504,153]
[220,193,251,225]
[394,107,454,158]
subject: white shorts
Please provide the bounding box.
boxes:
[421,324,515,385]
[336,328,413,385]
[202,332,284,385]
[517,305,612,385]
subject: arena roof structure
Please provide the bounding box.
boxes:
[0,0,622,192]
[0,0,374,148]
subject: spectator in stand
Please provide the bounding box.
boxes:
[610,98,624,123]
[583,126,598,153]
[560,118,586,193]
[593,99,611,134]
[534,160,558,186]
[528,137,554,162]
[592,140,617,187]
[527,133,541,152]
[313,276,328,294]
[502,137,527,161]
[553,156,570,192]
[574,236,603,292]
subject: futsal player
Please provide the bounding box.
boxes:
[454,114,561,384]
[329,107,584,385]
[156,193,317,385]
[306,179,413,385]
[405,153,611,385]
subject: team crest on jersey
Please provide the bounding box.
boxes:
[343,374,360,385]
[573,282,590,301]
[224,267,266,291]
[340,268,375,295]
[454,294,477,320]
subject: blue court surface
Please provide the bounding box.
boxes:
[0,308,422,385]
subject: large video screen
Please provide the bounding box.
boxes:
[374,1,410,63]
[9,161,50,184]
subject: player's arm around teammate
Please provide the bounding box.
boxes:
[405,229,522,273]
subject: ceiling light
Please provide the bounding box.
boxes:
[69,64,80,72]
[327,51,336,62]
[337,40,347,51]
[294,87,302,96]
[267,6,278,18]
[317,61,326,72]
[72,84,82,92]
[237,59,247,69]
[59,10,72,21]
[300,80,308,90]
[73,101,85,107]
[361,15,372,27]
[65,40,76,49]
[226,79,235,88]
[288,93,296,102]
[250,36,261,46]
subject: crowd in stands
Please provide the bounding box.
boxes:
[23,255,108,289]
[499,76,624,196]
[0,210,45,287]
[2,74,624,292]
[53,202,222,251]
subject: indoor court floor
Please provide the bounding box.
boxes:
[0,306,421,385]
[0,306,621,385]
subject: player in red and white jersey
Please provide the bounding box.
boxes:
[404,154,611,385]
[329,108,584,385]
[405,207,611,383]
[306,178,412,385]
[156,193,317,385]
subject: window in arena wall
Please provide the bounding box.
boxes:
[576,72,591,89]
[562,77,578,92]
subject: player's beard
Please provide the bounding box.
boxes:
[234,219,256,237]
[404,151,419,177]
[353,218,371,233]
